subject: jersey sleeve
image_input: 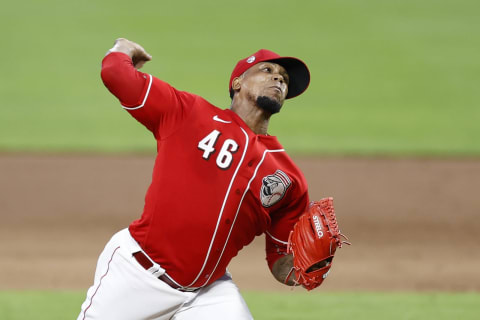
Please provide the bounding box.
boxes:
[265,188,309,271]
[100,52,196,139]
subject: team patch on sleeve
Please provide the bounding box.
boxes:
[260,170,291,207]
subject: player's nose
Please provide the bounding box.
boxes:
[273,74,285,84]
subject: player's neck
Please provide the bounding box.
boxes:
[230,99,271,135]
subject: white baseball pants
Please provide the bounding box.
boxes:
[77,229,253,320]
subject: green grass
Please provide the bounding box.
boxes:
[0,291,479,320]
[0,291,84,320]
[1,0,479,155]
[245,292,480,320]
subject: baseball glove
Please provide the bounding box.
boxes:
[286,197,350,290]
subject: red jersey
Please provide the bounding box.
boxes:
[101,52,309,289]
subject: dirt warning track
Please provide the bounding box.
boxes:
[1,154,478,291]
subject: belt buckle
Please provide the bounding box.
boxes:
[149,266,164,278]
[133,251,200,292]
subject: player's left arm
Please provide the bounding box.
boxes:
[266,191,309,286]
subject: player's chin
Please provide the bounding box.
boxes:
[267,88,286,102]
[256,95,283,115]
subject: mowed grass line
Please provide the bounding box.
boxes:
[0,291,478,320]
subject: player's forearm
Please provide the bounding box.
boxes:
[271,254,297,286]
[101,38,153,106]
[101,52,147,106]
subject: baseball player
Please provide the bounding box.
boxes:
[78,38,347,320]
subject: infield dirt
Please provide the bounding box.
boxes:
[1,154,478,292]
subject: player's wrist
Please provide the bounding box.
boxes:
[272,254,296,285]
[109,42,135,58]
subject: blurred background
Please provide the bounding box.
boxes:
[1,0,479,319]
[2,0,479,155]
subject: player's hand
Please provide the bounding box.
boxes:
[108,38,152,69]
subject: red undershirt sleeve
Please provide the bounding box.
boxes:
[265,190,309,271]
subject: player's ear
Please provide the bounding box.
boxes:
[232,77,241,92]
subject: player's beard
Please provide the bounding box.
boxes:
[256,96,282,115]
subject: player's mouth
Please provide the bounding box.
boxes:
[270,86,282,93]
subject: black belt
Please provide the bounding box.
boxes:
[132,251,199,292]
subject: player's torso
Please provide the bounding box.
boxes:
[130,99,307,288]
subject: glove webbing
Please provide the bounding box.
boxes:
[319,198,351,248]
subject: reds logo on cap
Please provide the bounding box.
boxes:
[229,49,310,99]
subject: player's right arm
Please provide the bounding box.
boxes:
[100,38,195,138]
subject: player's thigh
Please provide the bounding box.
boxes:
[78,230,190,320]
[172,275,253,320]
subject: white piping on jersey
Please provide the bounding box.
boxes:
[121,74,153,110]
[202,148,286,286]
[186,127,250,287]
[265,231,288,245]
[213,115,232,123]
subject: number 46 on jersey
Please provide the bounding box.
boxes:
[198,130,239,170]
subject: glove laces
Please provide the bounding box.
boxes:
[318,198,351,248]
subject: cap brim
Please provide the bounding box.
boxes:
[266,57,310,99]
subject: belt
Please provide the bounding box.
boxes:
[132,251,199,292]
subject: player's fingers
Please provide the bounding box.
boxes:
[134,44,152,61]
[139,51,152,61]
[132,52,153,68]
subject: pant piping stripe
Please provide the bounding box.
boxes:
[82,246,121,319]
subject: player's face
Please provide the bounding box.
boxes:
[241,62,289,105]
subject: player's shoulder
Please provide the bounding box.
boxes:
[186,94,229,116]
